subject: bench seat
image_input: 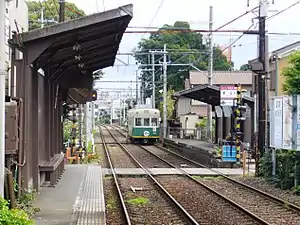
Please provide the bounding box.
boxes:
[39,154,65,187]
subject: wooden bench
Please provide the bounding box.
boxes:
[39,154,65,187]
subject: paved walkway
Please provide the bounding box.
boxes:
[33,165,105,225]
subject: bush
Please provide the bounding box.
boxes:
[259,149,296,190]
[0,197,34,225]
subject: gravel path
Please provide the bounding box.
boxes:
[126,144,170,168]
[144,145,200,168]
[119,177,189,225]
[104,177,125,225]
[238,177,300,206]
[200,178,300,225]
[156,175,262,225]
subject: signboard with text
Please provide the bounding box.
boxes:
[220,85,237,106]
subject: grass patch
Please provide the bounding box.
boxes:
[106,196,117,209]
[127,197,149,205]
[192,175,223,180]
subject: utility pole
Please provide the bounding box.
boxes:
[151,51,155,108]
[135,70,138,105]
[207,6,213,142]
[0,0,6,197]
[40,1,44,28]
[91,101,95,133]
[258,0,268,160]
[79,104,82,146]
[85,102,89,146]
[59,0,65,22]
[163,44,167,138]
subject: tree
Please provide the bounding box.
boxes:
[282,51,300,95]
[240,64,250,71]
[93,70,104,80]
[134,21,233,102]
[158,89,175,120]
[27,0,85,31]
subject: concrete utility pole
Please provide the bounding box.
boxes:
[135,70,139,105]
[0,0,6,197]
[258,0,268,159]
[151,51,155,108]
[91,101,95,132]
[85,102,89,145]
[78,104,82,146]
[207,6,213,142]
[59,0,65,22]
[163,44,167,138]
[40,1,44,28]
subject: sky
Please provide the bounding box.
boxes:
[67,0,300,102]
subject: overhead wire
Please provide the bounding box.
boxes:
[266,0,300,21]
[223,0,300,53]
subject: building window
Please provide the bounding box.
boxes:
[135,118,142,126]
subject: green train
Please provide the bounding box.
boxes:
[126,107,161,144]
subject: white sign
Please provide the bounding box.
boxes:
[270,95,300,150]
[220,85,237,106]
[270,97,283,148]
[282,96,293,149]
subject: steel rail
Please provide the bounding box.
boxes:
[103,125,200,225]
[113,125,300,214]
[99,126,132,225]
[157,142,300,213]
[110,125,269,224]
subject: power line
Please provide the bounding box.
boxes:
[141,0,165,38]
[214,5,259,31]
[223,0,300,53]
[221,24,255,53]
[266,0,300,21]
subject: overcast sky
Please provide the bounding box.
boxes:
[67,0,300,101]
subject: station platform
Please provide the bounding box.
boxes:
[103,167,255,176]
[165,138,217,150]
[33,164,105,225]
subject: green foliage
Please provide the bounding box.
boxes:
[195,117,207,128]
[27,0,85,31]
[282,51,300,95]
[259,150,273,178]
[134,21,233,99]
[240,64,251,71]
[86,141,93,153]
[0,197,34,225]
[63,121,72,142]
[127,197,149,205]
[158,89,175,119]
[93,70,104,81]
[259,149,296,190]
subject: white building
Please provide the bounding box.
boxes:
[0,0,28,96]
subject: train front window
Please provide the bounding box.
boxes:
[144,118,150,126]
[135,118,142,126]
[151,118,158,126]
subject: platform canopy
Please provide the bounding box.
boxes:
[12,4,133,103]
[174,84,254,107]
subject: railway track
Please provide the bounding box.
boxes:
[103,125,268,224]
[110,125,300,224]
[100,126,198,225]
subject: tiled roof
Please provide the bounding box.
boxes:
[189,70,252,85]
